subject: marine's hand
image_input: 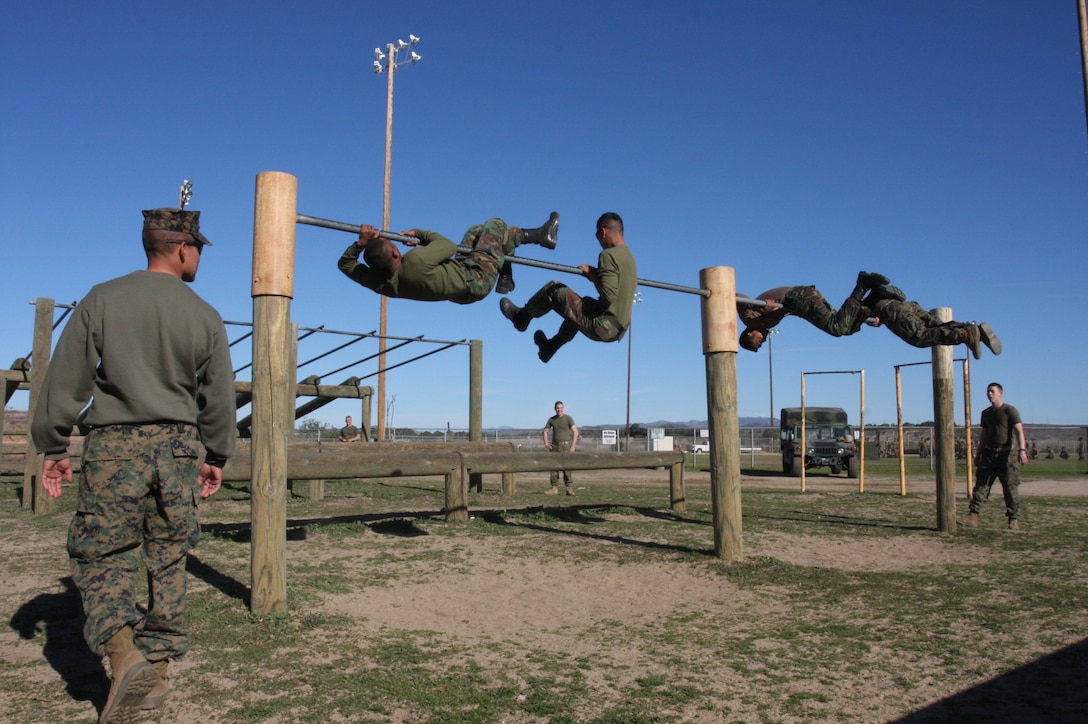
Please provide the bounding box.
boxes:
[198,463,223,499]
[866,316,883,327]
[357,224,380,247]
[42,458,72,498]
[399,229,420,246]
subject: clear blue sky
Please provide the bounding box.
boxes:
[3,1,1085,431]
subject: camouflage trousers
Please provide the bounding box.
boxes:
[872,300,973,347]
[969,447,1021,520]
[782,286,866,337]
[549,443,574,486]
[522,281,627,347]
[69,423,203,660]
[457,218,525,301]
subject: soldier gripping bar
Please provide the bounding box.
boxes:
[297,212,772,304]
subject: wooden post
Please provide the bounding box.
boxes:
[931,307,956,532]
[25,298,55,513]
[669,460,685,512]
[468,339,483,493]
[962,359,974,501]
[445,463,467,521]
[700,267,742,562]
[250,171,297,614]
[895,366,907,496]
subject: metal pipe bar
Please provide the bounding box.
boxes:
[357,341,462,381]
[319,335,424,378]
[229,330,254,348]
[298,212,713,298]
[297,335,367,369]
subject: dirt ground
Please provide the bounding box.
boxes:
[2,469,1085,722]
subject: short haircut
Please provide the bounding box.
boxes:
[363,238,397,277]
[554,400,563,407]
[987,382,1003,392]
[739,328,763,352]
[596,212,623,233]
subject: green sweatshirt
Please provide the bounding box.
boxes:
[597,245,638,328]
[31,270,236,464]
[337,231,474,303]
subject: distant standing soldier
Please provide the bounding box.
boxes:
[543,401,580,495]
[31,204,235,721]
[339,415,361,442]
[958,382,1027,531]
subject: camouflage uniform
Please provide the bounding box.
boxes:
[969,403,1023,522]
[71,424,203,659]
[870,299,976,348]
[544,413,577,486]
[781,286,868,337]
[457,219,523,300]
[338,218,525,303]
[522,281,627,346]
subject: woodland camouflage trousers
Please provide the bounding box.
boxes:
[457,218,524,301]
[522,281,626,346]
[872,299,975,347]
[68,423,203,660]
[781,286,867,337]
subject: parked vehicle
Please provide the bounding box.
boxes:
[688,442,710,453]
[780,407,858,477]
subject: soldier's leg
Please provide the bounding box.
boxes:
[782,286,864,337]
[137,425,202,662]
[874,301,932,348]
[968,468,996,514]
[69,427,152,655]
[998,459,1021,523]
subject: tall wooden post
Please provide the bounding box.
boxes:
[25,298,55,513]
[931,307,956,531]
[250,171,297,613]
[700,267,742,561]
[468,339,483,492]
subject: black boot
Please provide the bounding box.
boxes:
[496,260,515,294]
[534,330,560,363]
[500,298,530,332]
[524,212,559,249]
[857,271,890,289]
[864,283,906,305]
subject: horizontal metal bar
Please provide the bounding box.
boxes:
[298,212,711,297]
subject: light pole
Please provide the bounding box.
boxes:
[372,35,421,442]
[624,292,643,451]
[767,329,780,452]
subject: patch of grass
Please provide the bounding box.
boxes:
[3,473,1087,722]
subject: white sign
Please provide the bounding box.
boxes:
[700,429,709,438]
[601,429,617,445]
[650,428,665,439]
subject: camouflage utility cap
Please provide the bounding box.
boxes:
[142,208,213,246]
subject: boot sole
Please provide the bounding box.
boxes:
[978,322,1001,355]
[100,659,158,724]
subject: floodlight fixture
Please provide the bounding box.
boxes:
[410,52,422,64]
[374,48,385,61]
[409,34,421,45]
[373,61,383,74]
[396,38,408,51]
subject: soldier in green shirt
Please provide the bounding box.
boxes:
[338,213,558,304]
[32,206,235,721]
[543,401,580,495]
[500,212,638,363]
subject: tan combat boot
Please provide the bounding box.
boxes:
[957,512,980,527]
[565,486,575,496]
[140,660,172,710]
[100,628,157,724]
[1006,519,1020,532]
[545,486,559,495]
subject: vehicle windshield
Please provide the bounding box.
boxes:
[796,425,851,441]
